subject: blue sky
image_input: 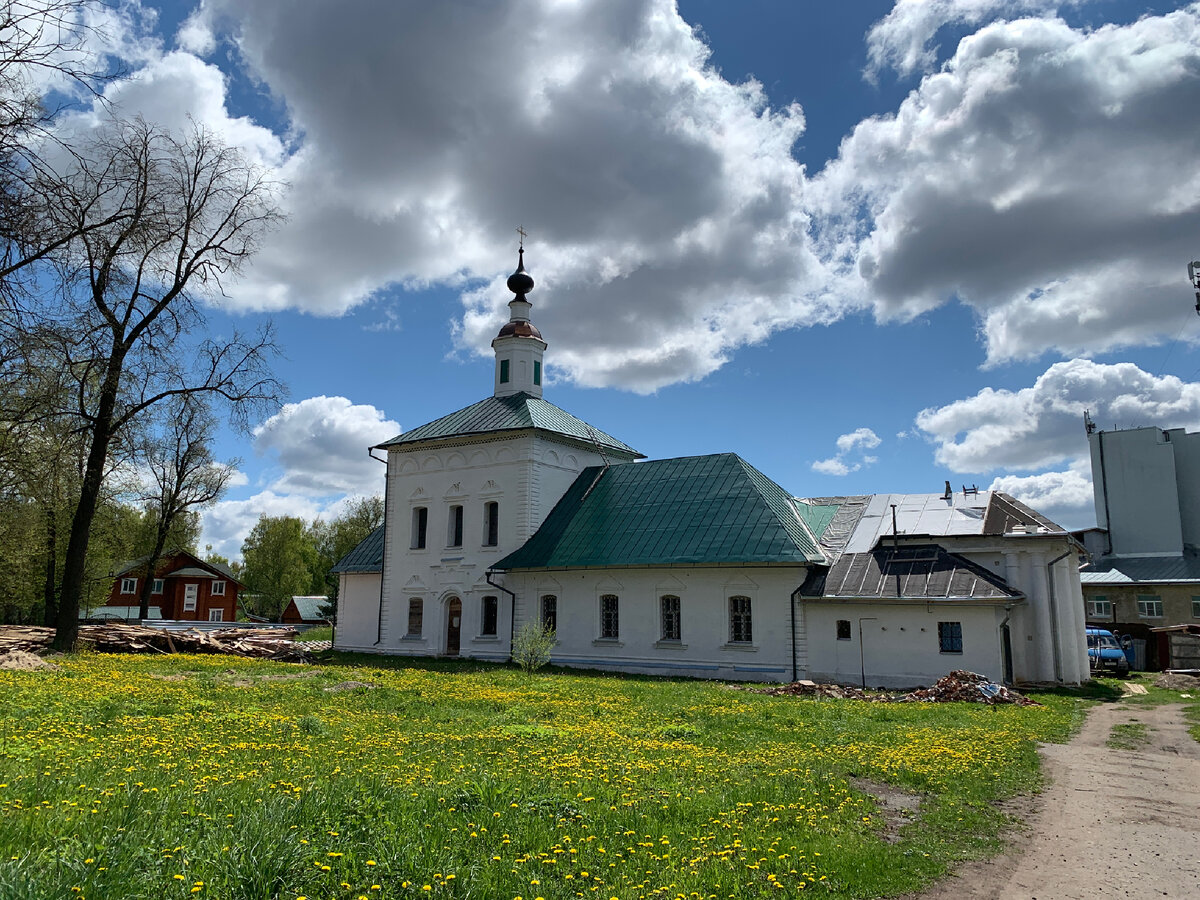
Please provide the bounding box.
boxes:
[61,1,1200,557]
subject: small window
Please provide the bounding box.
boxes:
[483,501,499,547]
[499,359,510,384]
[1136,595,1163,618]
[836,619,851,640]
[1192,597,1200,619]
[211,580,225,596]
[600,594,619,639]
[541,594,557,632]
[447,505,463,548]
[1087,597,1112,618]
[660,595,681,641]
[407,599,424,636]
[938,621,963,653]
[208,609,223,622]
[729,595,752,643]
[411,506,428,550]
[533,360,542,386]
[120,577,137,595]
[481,595,498,636]
[151,579,164,595]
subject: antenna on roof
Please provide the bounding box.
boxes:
[1084,409,1096,435]
[580,425,612,502]
[1188,261,1200,316]
[962,484,979,496]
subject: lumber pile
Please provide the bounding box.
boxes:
[0,624,309,661]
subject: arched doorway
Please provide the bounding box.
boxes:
[446,597,461,656]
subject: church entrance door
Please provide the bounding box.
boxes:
[446,598,461,656]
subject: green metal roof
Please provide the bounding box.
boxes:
[793,500,840,541]
[289,596,331,620]
[330,525,385,574]
[375,392,642,457]
[494,453,824,570]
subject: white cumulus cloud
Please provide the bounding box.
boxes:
[815,7,1200,367]
[253,396,398,497]
[812,427,881,476]
[989,460,1094,527]
[916,358,1200,474]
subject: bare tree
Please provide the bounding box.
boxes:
[0,117,283,650]
[132,395,234,621]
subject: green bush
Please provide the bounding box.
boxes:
[511,622,555,674]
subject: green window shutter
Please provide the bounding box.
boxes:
[533,360,541,385]
[499,359,510,383]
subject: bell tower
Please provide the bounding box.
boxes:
[491,245,547,399]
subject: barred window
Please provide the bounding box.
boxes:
[938,621,963,653]
[411,507,428,549]
[481,595,498,636]
[660,595,681,641]
[541,594,557,632]
[600,594,619,639]
[483,501,499,547]
[729,595,752,643]
[407,599,423,636]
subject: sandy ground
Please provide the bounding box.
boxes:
[910,700,1200,900]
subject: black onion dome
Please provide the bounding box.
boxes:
[506,247,535,296]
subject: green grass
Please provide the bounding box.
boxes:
[0,654,1094,899]
[1105,721,1151,750]
[296,626,333,643]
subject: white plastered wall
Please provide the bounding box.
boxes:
[504,566,807,682]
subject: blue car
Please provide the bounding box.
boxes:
[1087,627,1131,675]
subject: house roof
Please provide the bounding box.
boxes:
[373,392,642,458]
[81,605,162,620]
[288,596,330,620]
[796,490,1066,559]
[1080,552,1200,585]
[799,544,1023,602]
[494,453,824,570]
[330,525,385,574]
[114,550,243,586]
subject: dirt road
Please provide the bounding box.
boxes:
[913,700,1200,900]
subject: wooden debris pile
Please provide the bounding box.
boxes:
[755,670,1039,706]
[0,624,309,661]
[894,670,1040,706]
[760,680,869,700]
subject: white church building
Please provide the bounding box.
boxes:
[332,251,1089,687]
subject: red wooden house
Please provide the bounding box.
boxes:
[106,550,243,622]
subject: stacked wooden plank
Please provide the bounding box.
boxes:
[0,624,310,661]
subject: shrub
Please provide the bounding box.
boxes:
[512,622,555,674]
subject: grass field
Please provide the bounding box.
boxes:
[0,653,1096,900]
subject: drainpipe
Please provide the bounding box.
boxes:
[790,581,803,683]
[371,446,388,646]
[858,617,878,689]
[486,569,517,662]
[1045,549,1071,682]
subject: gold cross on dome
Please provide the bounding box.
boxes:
[516,225,527,249]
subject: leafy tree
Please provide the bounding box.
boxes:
[240,515,318,621]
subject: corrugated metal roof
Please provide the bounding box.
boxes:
[375,392,642,457]
[330,525,385,574]
[290,596,331,620]
[1080,552,1200,585]
[494,453,824,569]
[81,606,163,620]
[800,545,1022,601]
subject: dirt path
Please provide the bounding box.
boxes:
[911,701,1200,900]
